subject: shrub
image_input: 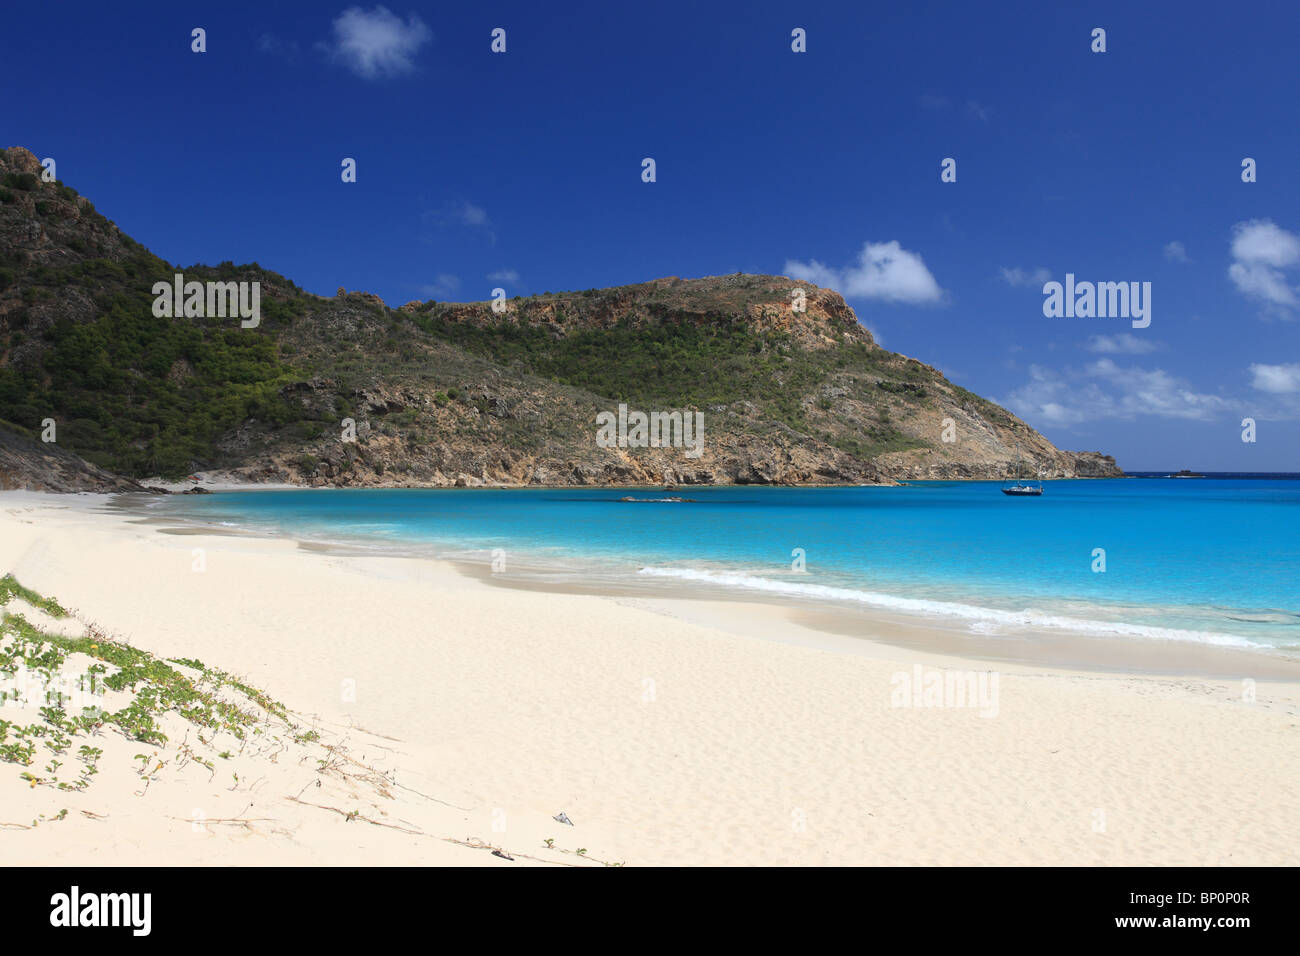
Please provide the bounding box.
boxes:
[2,172,38,191]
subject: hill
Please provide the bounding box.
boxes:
[0,146,1119,489]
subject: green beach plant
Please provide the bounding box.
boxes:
[1,575,288,793]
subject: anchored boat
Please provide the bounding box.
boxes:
[1001,447,1044,496]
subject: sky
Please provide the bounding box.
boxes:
[4,0,1300,470]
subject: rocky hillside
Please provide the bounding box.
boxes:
[0,145,1119,489]
[0,422,142,492]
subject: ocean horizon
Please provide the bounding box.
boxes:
[151,476,1300,656]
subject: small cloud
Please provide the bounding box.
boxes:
[487,269,519,284]
[1228,219,1300,312]
[783,258,839,291]
[423,200,495,241]
[454,201,488,227]
[1002,360,1230,426]
[257,33,301,60]
[419,273,460,298]
[1249,362,1300,393]
[1163,241,1189,263]
[966,100,991,124]
[322,6,432,80]
[1084,333,1160,355]
[785,241,944,305]
[918,93,950,110]
[999,267,1051,288]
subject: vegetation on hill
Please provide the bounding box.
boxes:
[0,257,305,476]
[0,145,1117,485]
[414,311,875,408]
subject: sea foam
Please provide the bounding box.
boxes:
[636,566,1270,649]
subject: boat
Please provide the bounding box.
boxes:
[1001,446,1044,496]
[1002,483,1043,496]
[1168,469,1205,478]
[618,495,697,503]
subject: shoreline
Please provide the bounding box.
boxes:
[129,474,1135,494]
[3,488,1298,866]
[111,489,1300,681]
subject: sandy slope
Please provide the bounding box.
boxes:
[1,491,1297,866]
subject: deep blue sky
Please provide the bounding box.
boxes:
[5,1,1300,470]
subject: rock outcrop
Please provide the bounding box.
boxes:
[0,425,143,492]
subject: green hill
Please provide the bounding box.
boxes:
[0,146,1120,488]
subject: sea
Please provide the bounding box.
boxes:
[150,476,1300,655]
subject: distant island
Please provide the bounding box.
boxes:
[0,146,1120,492]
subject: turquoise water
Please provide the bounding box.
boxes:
[155,480,1300,653]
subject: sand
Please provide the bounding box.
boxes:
[1,490,1297,866]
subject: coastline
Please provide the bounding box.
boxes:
[132,471,1131,495]
[3,488,1298,865]
[112,487,1300,680]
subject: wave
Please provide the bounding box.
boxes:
[636,566,1273,649]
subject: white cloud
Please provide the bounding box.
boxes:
[423,200,494,240]
[1002,360,1230,426]
[1084,333,1160,355]
[1232,220,1300,266]
[1163,241,1189,263]
[999,266,1050,288]
[324,6,431,79]
[784,258,839,290]
[454,201,488,227]
[966,100,991,124]
[1228,219,1300,311]
[419,273,459,298]
[487,269,519,283]
[257,33,300,59]
[1249,362,1300,393]
[785,241,944,305]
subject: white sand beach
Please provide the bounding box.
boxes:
[2,490,1297,866]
